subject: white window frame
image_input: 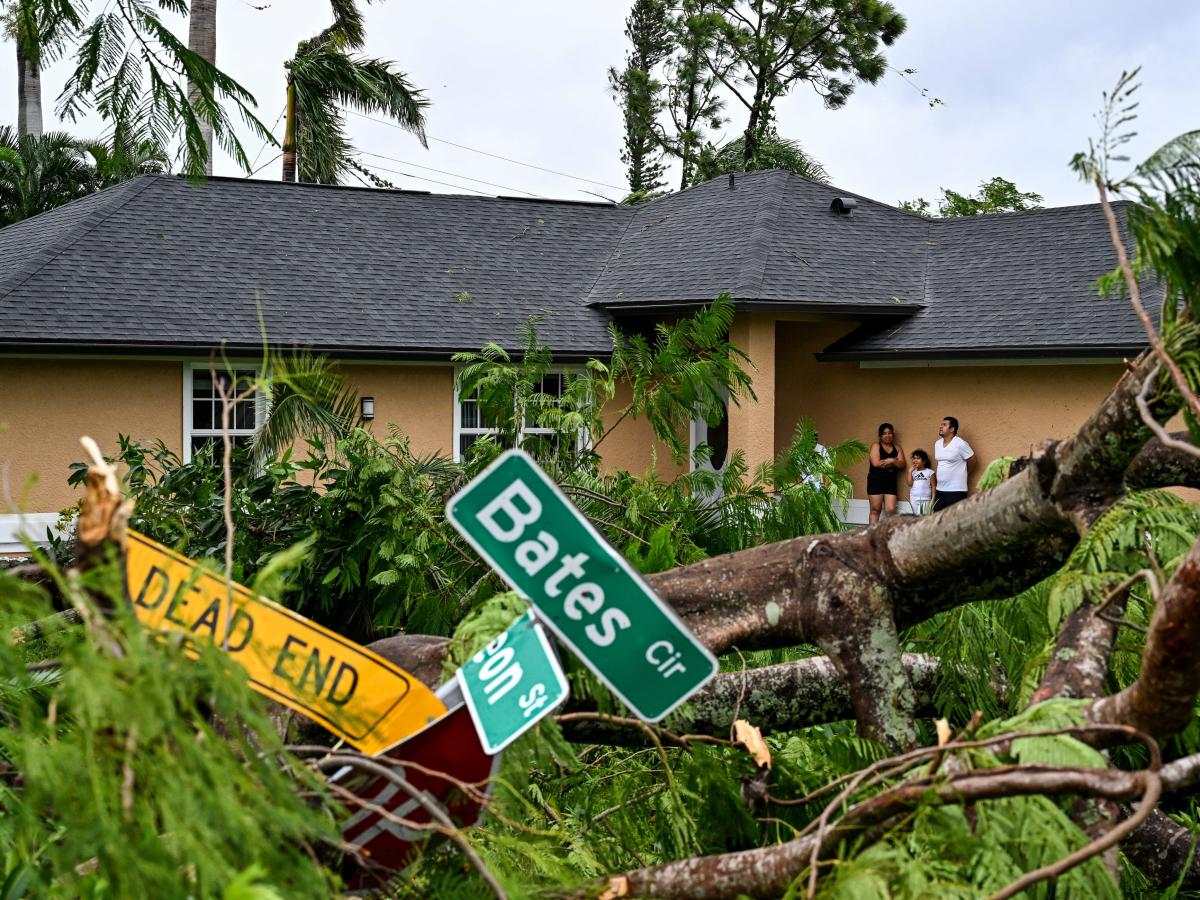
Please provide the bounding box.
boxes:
[452,368,585,462]
[182,362,268,462]
[688,386,730,474]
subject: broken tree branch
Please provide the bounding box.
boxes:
[367,633,950,744]
[1125,429,1200,489]
[603,729,1158,900]
[1090,534,1200,736]
[1095,174,1200,426]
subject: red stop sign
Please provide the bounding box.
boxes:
[338,701,501,890]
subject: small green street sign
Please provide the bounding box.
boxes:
[446,449,717,722]
[456,610,568,754]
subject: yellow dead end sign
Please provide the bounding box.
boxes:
[125,530,446,755]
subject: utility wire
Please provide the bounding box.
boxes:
[355,160,494,196]
[249,104,287,169]
[347,110,626,191]
[245,153,281,178]
[355,150,545,198]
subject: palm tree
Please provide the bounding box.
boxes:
[187,0,218,174]
[281,1,427,183]
[697,130,831,184]
[8,5,42,138]
[3,0,77,138]
[0,128,95,225]
[251,349,363,462]
[82,134,169,187]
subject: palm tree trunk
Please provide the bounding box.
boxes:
[187,0,217,174]
[281,76,297,183]
[15,30,43,138]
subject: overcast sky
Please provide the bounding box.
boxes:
[3,0,1197,208]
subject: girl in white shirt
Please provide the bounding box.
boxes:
[907,449,936,514]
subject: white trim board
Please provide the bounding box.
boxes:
[0,513,63,554]
[859,357,1123,369]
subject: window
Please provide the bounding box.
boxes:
[690,388,729,474]
[184,365,264,461]
[455,371,572,460]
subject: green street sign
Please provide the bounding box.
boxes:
[456,610,569,754]
[446,450,717,722]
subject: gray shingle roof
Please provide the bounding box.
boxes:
[0,170,1147,360]
[818,201,1148,359]
[586,170,927,312]
[0,175,630,358]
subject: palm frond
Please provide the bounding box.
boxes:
[250,351,361,462]
[290,40,428,183]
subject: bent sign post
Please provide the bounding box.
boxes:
[446,449,717,722]
[456,609,568,753]
[125,530,447,754]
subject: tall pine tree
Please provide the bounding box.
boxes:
[663,0,726,189]
[609,0,672,198]
[707,0,906,167]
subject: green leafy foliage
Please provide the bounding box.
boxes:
[901,489,1200,734]
[609,0,672,195]
[660,0,726,189]
[0,127,95,225]
[696,129,830,183]
[976,455,1018,491]
[286,2,427,184]
[705,0,906,168]
[47,0,270,177]
[899,176,1044,217]
[0,561,339,896]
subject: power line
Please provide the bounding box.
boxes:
[347,110,626,192]
[355,151,545,198]
[249,104,287,170]
[244,152,530,197]
[245,153,281,178]
[354,160,494,196]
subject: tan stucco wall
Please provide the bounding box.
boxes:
[0,358,685,515]
[597,380,687,480]
[338,364,454,455]
[0,359,183,513]
[728,312,777,473]
[5,333,1118,516]
[773,321,1125,499]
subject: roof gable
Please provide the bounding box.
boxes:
[586,169,927,313]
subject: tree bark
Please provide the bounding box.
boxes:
[1121,809,1200,892]
[15,29,42,139]
[281,75,297,183]
[187,0,218,174]
[1090,535,1200,736]
[365,633,950,743]
[1125,430,1200,490]
[1029,593,1124,706]
[605,766,1154,900]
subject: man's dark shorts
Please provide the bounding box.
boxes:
[933,491,968,512]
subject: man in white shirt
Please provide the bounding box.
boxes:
[932,416,974,511]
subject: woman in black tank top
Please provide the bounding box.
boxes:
[867,422,905,524]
